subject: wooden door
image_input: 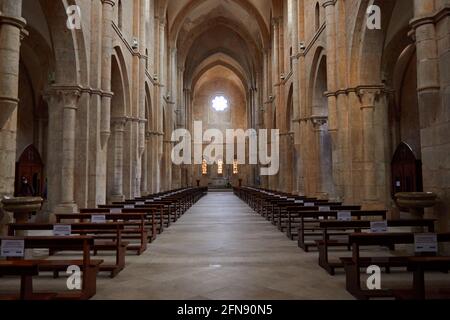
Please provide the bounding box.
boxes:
[15,145,44,197]
[391,142,423,197]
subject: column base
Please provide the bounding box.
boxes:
[54,202,79,214]
[109,194,125,203]
[316,192,329,200]
[362,199,385,210]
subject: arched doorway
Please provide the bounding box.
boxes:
[15,145,44,197]
[391,142,423,197]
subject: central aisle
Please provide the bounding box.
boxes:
[95,192,353,300]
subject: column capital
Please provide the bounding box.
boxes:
[272,17,282,27]
[322,0,336,8]
[357,87,383,109]
[111,117,127,130]
[0,15,27,30]
[44,86,82,110]
[101,0,115,7]
[311,115,328,128]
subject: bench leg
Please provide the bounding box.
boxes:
[81,265,100,300]
[20,275,34,300]
[343,263,366,300]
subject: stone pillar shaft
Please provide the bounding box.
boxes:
[100,0,115,147]
[358,88,381,202]
[322,0,341,200]
[45,88,81,213]
[0,0,25,128]
[111,118,126,200]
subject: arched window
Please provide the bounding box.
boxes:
[145,49,149,70]
[118,0,123,30]
[212,95,229,112]
[315,2,320,32]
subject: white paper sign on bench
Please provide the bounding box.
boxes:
[304,202,315,207]
[337,211,352,221]
[295,200,304,204]
[319,206,331,212]
[53,224,72,236]
[91,215,106,224]
[124,205,135,209]
[136,202,145,206]
[414,233,438,253]
[1,240,25,257]
[370,221,388,233]
[110,208,122,214]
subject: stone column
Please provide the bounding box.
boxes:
[137,0,147,197]
[100,0,115,148]
[0,0,25,128]
[357,88,382,203]
[110,118,126,202]
[45,88,81,213]
[322,0,341,199]
[312,116,330,198]
[335,0,351,201]
[411,0,449,232]
[269,17,281,191]
[290,0,301,194]
[296,0,306,195]
[184,88,194,187]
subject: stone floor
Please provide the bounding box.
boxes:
[2,192,448,300]
[92,192,353,300]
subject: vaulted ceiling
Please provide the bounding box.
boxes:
[162,0,273,91]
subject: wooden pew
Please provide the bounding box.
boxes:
[393,256,450,300]
[62,212,150,253]
[281,205,361,236]
[96,205,165,234]
[0,261,55,300]
[316,219,436,275]
[341,232,450,300]
[0,236,102,300]
[296,210,388,251]
[8,223,127,278]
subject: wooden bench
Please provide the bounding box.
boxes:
[296,210,388,251]
[0,236,102,300]
[316,219,436,275]
[341,232,450,300]
[60,212,150,254]
[98,204,170,232]
[281,205,362,236]
[0,260,56,300]
[8,223,127,278]
[393,256,450,300]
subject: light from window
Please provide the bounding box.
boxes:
[233,159,239,175]
[217,159,223,175]
[212,96,229,112]
[202,159,208,175]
